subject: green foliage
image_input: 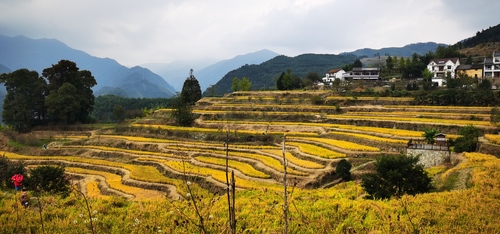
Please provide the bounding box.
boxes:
[336,159,352,181]
[434,45,462,58]
[459,23,500,48]
[0,69,47,132]
[386,56,394,71]
[361,154,432,199]
[353,59,362,68]
[478,79,492,90]
[276,69,302,90]
[45,83,81,124]
[454,125,480,153]
[413,89,499,106]
[232,77,252,92]
[211,53,357,95]
[491,107,500,124]
[91,95,171,123]
[43,60,97,124]
[171,95,194,127]
[180,70,202,105]
[26,165,70,197]
[0,156,25,189]
[422,128,438,144]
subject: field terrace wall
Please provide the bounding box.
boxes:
[406,147,451,168]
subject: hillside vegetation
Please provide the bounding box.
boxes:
[1,90,500,233]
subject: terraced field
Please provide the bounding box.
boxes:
[5,91,500,202]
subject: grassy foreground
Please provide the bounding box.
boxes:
[1,152,499,233]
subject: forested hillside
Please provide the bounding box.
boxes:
[208,53,357,96]
[459,23,500,48]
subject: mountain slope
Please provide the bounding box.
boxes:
[0,35,175,98]
[210,53,358,95]
[344,42,446,58]
[459,23,500,48]
[195,49,279,91]
[143,49,279,91]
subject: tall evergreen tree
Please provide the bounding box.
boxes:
[42,60,96,123]
[0,69,47,132]
[180,69,202,105]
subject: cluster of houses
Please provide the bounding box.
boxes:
[321,51,500,87]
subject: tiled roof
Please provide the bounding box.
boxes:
[429,57,459,64]
[327,69,343,74]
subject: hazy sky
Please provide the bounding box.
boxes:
[1,0,499,66]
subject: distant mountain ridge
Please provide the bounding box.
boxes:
[0,35,176,98]
[209,42,449,96]
[209,53,358,96]
[343,42,447,58]
[143,49,279,91]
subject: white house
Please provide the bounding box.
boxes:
[322,69,346,83]
[427,58,460,78]
[483,51,500,78]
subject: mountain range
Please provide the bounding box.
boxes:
[0,36,470,99]
[0,35,176,98]
[142,49,279,91]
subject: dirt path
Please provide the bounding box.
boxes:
[453,168,472,190]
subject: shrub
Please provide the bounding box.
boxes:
[335,159,352,181]
[361,154,432,199]
[26,165,71,197]
[0,156,25,189]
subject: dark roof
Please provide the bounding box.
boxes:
[429,57,459,64]
[484,57,493,65]
[456,64,483,70]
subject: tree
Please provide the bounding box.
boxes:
[45,83,81,124]
[422,128,438,144]
[0,69,48,132]
[353,59,363,68]
[454,125,481,153]
[361,154,432,199]
[478,79,492,90]
[180,69,202,105]
[239,77,252,91]
[42,60,96,124]
[336,159,352,181]
[386,56,394,71]
[26,165,70,197]
[232,77,252,92]
[231,77,240,92]
[305,72,320,83]
[276,70,301,90]
[171,94,194,126]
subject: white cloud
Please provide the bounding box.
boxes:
[0,0,498,66]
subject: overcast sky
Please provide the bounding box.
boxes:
[1,0,499,67]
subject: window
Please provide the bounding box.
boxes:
[447,66,451,70]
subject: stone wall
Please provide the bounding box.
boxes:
[406,148,450,168]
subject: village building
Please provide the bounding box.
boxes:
[322,69,346,83]
[427,57,460,79]
[342,67,380,81]
[456,64,483,79]
[483,51,500,79]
